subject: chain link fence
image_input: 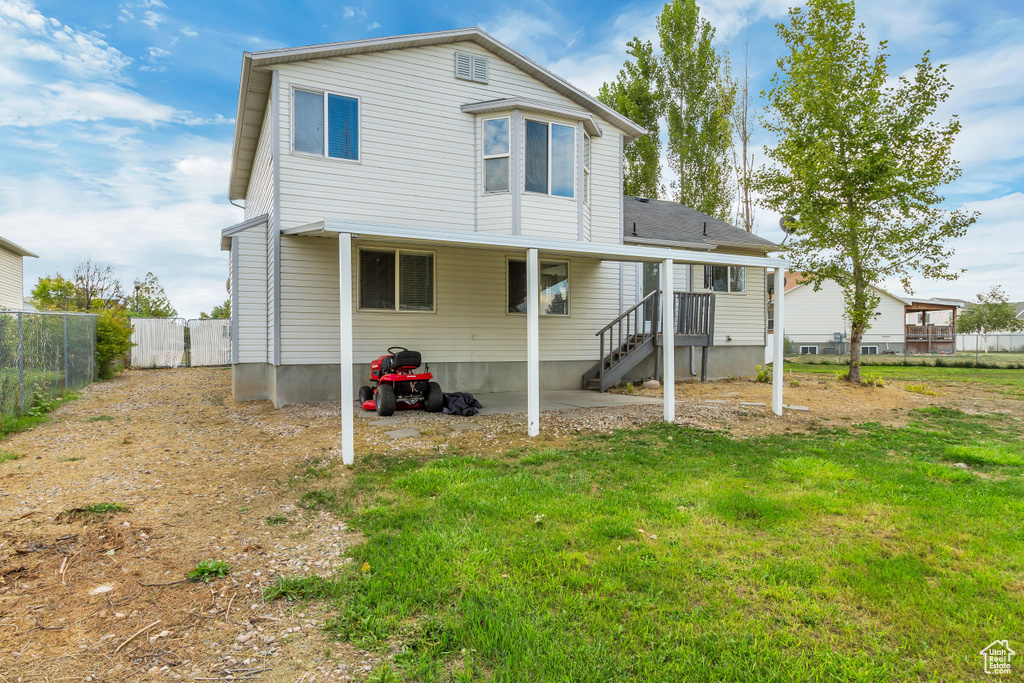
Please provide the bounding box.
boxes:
[0,311,97,418]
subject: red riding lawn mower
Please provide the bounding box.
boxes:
[359,347,443,417]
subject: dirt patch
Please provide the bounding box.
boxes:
[0,367,1018,680]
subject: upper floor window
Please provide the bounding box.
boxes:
[482,117,510,193]
[525,120,574,198]
[293,88,359,161]
[705,265,745,293]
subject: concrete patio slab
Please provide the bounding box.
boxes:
[385,428,420,440]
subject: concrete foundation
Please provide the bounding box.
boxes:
[233,347,764,407]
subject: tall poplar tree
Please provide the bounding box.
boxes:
[754,0,976,381]
[598,38,663,198]
[659,0,735,219]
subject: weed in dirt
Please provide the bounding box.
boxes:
[0,451,21,464]
[266,513,291,526]
[86,415,115,422]
[264,574,345,601]
[60,456,85,462]
[304,465,333,480]
[210,395,226,407]
[188,559,232,582]
[79,502,128,514]
[298,489,339,511]
[1,391,78,437]
[905,384,940,396]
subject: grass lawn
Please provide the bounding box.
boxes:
[784,362,1024,399]
[269,375,1024,681]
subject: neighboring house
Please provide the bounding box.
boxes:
[218,28,789,460]
[0,236,38,311]
[770,273,962,355]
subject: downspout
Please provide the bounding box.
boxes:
[690,264,697,377]
[230,198,245,210]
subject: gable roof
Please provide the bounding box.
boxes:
[229,27,647,201]
[0,236,38,258]
[622,196,779,253]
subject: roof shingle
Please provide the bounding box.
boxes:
[623,196,778,252]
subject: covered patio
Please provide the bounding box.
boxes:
[282,220,791,464]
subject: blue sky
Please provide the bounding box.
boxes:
[0,0,1021,318]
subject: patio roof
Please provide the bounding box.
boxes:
[282,220,789,269]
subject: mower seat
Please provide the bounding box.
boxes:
[391,350,421,370]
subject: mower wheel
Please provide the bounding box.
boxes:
[375,384,396,416]
[358,385,373,404]
[425,382,444,413]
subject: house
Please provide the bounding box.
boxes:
[0,236,38,311]
[769,273,962,355]
[218,28,790,463]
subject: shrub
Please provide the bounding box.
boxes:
[95,309,134,379]
[754,365,772,383]
[861,373,884,387]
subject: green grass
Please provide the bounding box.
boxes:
[0,451,21,464]
[86,414,115,422]
[264,399,1024,682]
[784,362,1024,398]
[0,391,78,437]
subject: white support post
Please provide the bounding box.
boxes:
[662,259,675,423]
[339,234,355,465]
[526,248,540,437]
[772,266,786,416]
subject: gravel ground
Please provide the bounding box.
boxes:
[1,366,1013,681]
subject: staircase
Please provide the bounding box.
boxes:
[582,291,715,392]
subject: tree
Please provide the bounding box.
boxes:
[31,275,79,311]
[730,31,756,232]
[95,308,134,379]
[958,287,1024,335]
[131,272,177,318]
[200,299,230,319]
[753,0,977,382]
[72,258,123,311]
[599,38,663,198]
[659,0,735,219]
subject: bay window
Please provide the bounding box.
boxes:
[482,117,510,193]
[524,119,575,198]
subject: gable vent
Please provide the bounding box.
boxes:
[455,51,488,84]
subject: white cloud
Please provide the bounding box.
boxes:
[180,26,197,37]
[141,10,165,28]
[0,80,176,126]
[366,21,380,31]
[342,6,366,20]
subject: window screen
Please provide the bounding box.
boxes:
[327,94,358,160]
[729,266,745,293]
[483,118,510,193]
[525,120,548,193]
[508,260,527,314]
[550,124,574,198]
[359,250,396,310]
[294,89,324,155]
[399,252,434,312]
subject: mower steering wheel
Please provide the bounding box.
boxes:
[387,346,408,355]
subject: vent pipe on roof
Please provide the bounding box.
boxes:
[632,222,637,236]
[703,222,707,236]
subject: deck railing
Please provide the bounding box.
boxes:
[905,325,955,341]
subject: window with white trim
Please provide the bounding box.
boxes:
[704,265,745,293]
[293,88,359,161]
[525,119,575,198]
[800,345,818,355]
[482,117,510,193]
[507,259,569,315]
[861,345,879,355]
[358,249,435,312]
[583,133,591,205]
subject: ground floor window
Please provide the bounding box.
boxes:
[358,248,435,312]
[705,265,745,293]
[861,345,878,355]
[508,259,569,315]
[800,345,818,355]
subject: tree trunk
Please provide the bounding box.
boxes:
[848,280,865,383]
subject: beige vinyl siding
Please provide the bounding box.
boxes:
[235,226,269,362]
[692,264,766,345]
[244,94,275,221]
[589,134,622,245]
[278,237,621,365]
[784,280,906,345]
[0,248,23,310]
[274,42,626,239]
[244,94,277,362]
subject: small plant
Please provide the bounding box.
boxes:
[0,452,21,464]
[266,513,290,525]
[80,502,128,514]
[861,373,884,387]
[624,382,635,395]
[835,370,850,382]
[534,513,546,525]
[188,559,232,582]
[60,456,85,462]
[904,384,940,396]
[790,379,801,387]
[210,395,226,407]
[304,465,332,480]
[754,365,772,383]
[86,415,115,422]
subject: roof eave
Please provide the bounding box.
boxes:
[228,52,254,202]
[0,237,39,258]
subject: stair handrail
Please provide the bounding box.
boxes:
[595,289,661,336]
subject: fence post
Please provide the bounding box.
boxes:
[16,312,24,412]
[63,315,69,393]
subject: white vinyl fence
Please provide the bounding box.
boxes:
[957,334,1024,353]
[130,317,231,368]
